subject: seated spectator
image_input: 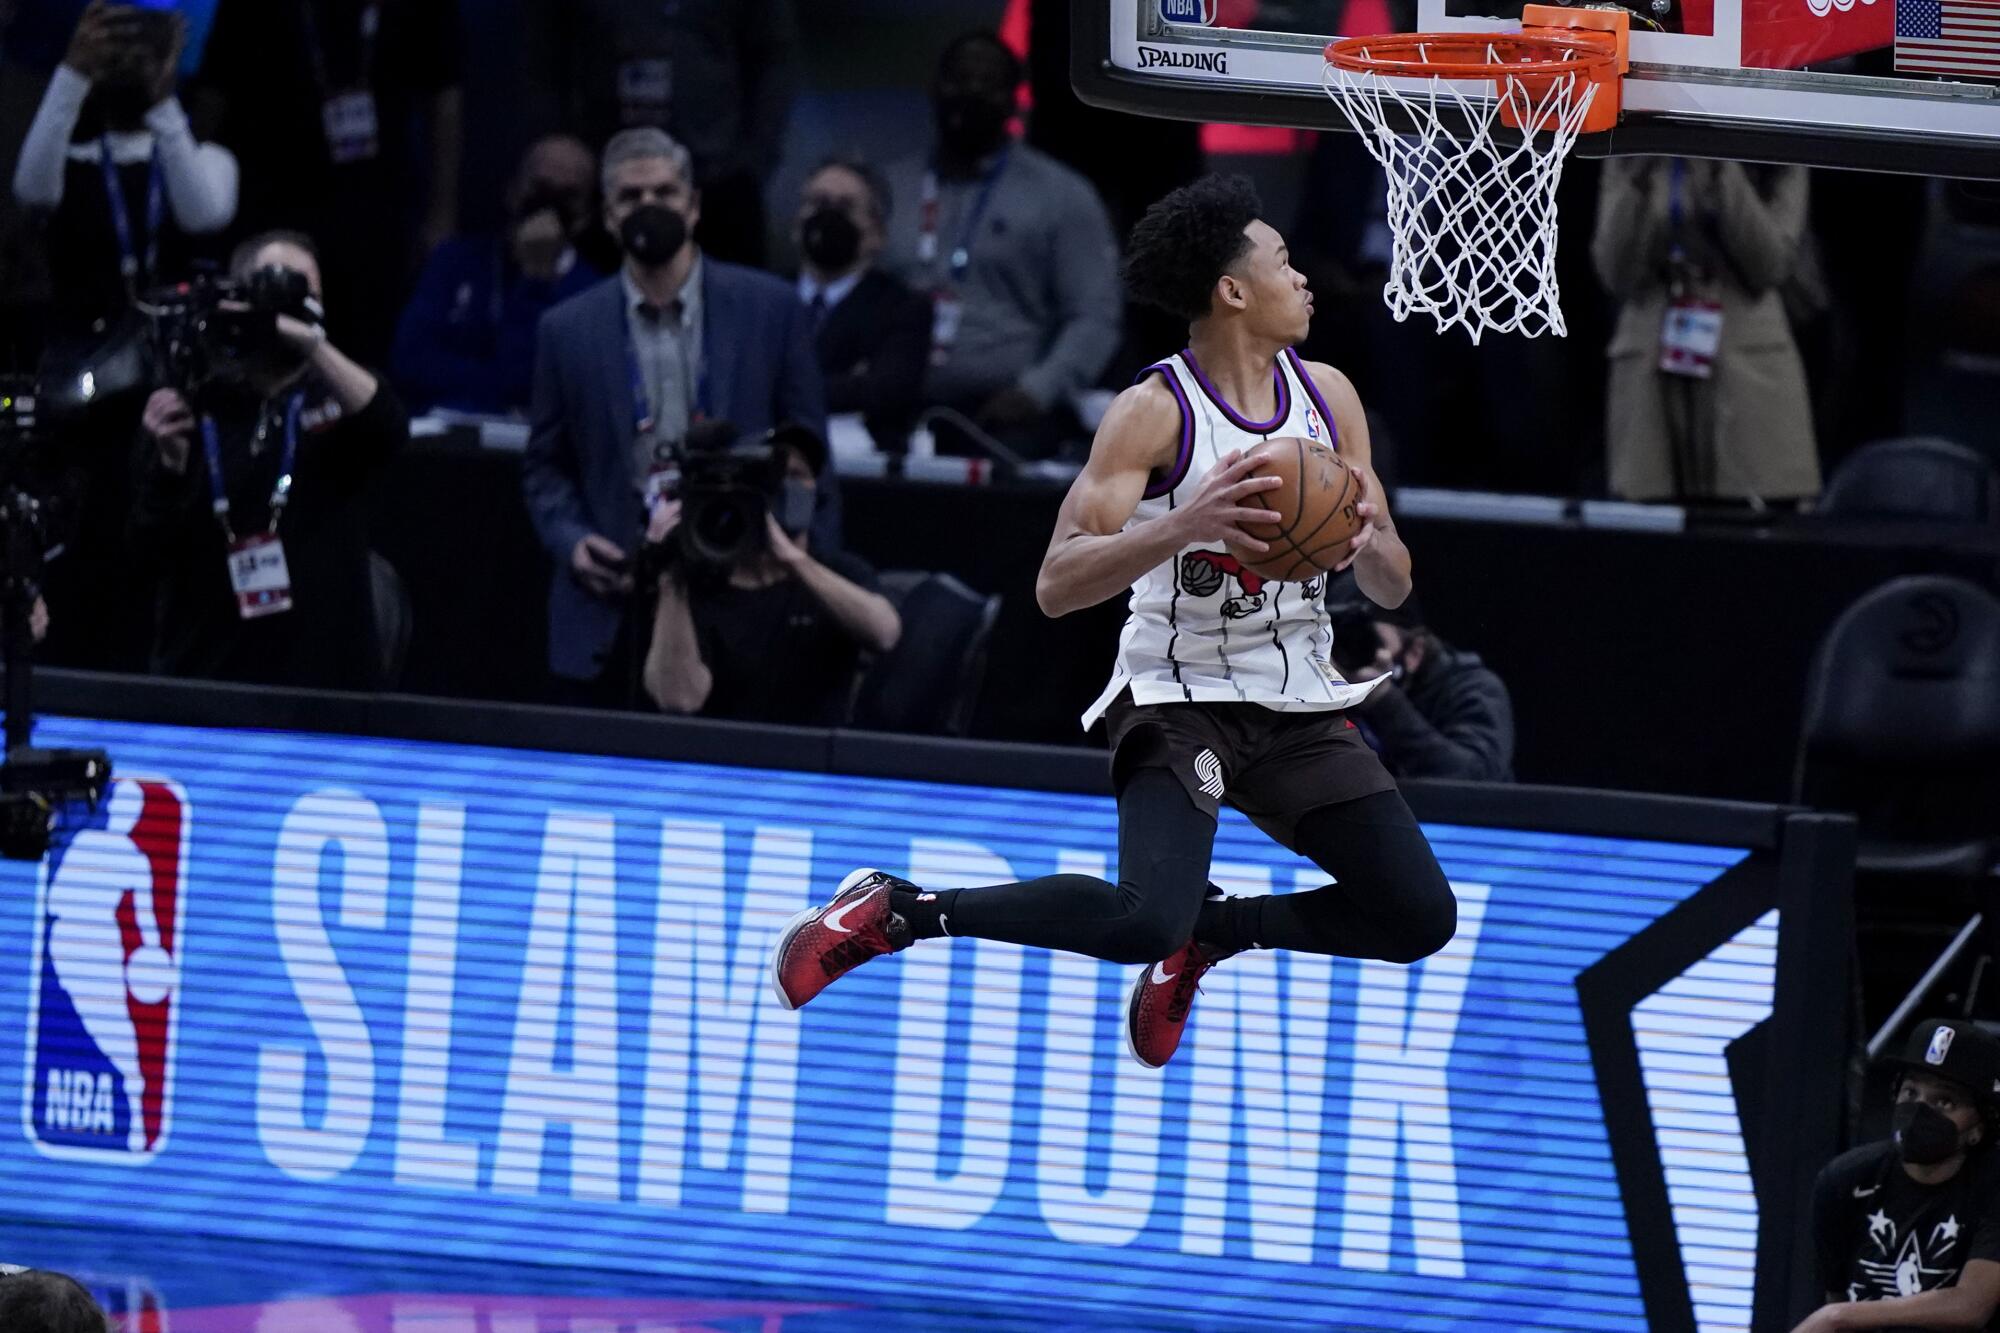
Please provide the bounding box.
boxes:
[0,1269,108,1333]
[794,156,930,455]
[888,31,1121,460]
[1593,159,1820,506]
[643,421,897,726]
[132,230,409,689]
[519,0,799,268]
[391,134,602,416]
[522,127,829,707]
[1799,1019,2000,1331]
[13,1,238,339]
[1330,602,1515,782]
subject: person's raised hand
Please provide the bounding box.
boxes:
[764,512,807,569]
[141,388,195,473]
[149,11,186,105]
[62,2,120,83]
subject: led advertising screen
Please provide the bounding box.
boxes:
[0,715,1795,1331]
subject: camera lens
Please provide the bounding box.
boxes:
[686,490,763,566]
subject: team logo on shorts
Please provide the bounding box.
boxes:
[1158,0,1214,23]
[24,778,190,1163]
[1193,749,1226,799]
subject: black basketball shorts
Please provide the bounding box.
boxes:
[1103,692,1398,851]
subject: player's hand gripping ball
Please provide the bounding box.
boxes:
[1225,436,1367,583]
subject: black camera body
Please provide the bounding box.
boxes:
[671,432,786,570]
[147,266,321,394]
[0,379,111,859]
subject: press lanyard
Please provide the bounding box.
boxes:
[300,0,380,94]
[917,145,1010,285]
[100,139,163,290]
[201,394,304,543]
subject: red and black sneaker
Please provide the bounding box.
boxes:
[1125,938,1231,1069]
[769,868,914,1011]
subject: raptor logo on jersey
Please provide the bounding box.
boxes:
[1182,550,1267,619]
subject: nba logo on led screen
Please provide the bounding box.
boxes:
[23,778,189,1162]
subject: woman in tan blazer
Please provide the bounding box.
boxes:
[1593,158,1821,505]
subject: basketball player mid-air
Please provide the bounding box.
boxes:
[770,174,1457,1067]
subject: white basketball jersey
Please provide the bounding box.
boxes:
[1080,346,1389,729]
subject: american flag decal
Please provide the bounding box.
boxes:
[1896,0,2000,78]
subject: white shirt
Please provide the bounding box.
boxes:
[1081,346,1389,730]
[796,268,864,315]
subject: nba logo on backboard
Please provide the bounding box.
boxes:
[1927,1024,1956,1065]
[23,778,189,1163]
[1158,0,1212,24]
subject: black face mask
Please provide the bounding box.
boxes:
[800,206,862,273]
[936,93,1011,159]
[619,205,687,268]
[1894,1100,1966,1166]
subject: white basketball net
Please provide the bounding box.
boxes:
[1321,46,1601,342]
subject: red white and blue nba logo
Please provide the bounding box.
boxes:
[1158,0,1213,23]
[1305,404,1325,441]
[23,777,189,1163]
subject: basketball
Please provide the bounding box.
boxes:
[1225,436,1366,583]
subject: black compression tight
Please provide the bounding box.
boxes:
[898,768,1457,966]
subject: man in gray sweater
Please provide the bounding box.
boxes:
[886,31,1121,460]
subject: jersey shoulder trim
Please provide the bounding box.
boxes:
[1285,347,1343,453]
[1134,362,1196,501]
[1179,346,1291,435]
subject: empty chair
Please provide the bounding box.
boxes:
[1795,574,2000,876]
[851,572,1002,737]
[369,552,413,690]
[1818,437,2000,525]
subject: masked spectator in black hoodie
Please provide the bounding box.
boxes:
[1331,601,1515,783]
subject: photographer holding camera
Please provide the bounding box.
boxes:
[1329,600,1516,783]
[131,229,408,689]
[14,1,238,341]
[522,127,829,707]
[643,421,898,725]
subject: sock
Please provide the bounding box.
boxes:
[1194,893,1262,958]
[891,887,960,940]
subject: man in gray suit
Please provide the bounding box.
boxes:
[523,127,829,704]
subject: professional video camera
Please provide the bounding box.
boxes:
[0,384,112,860]
[144,265,322,394]
[649,421,822,571]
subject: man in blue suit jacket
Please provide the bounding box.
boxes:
[523,127,832,700]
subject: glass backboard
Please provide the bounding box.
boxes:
[1074,0,2000,177]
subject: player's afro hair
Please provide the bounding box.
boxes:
[1122,174,1264,323]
